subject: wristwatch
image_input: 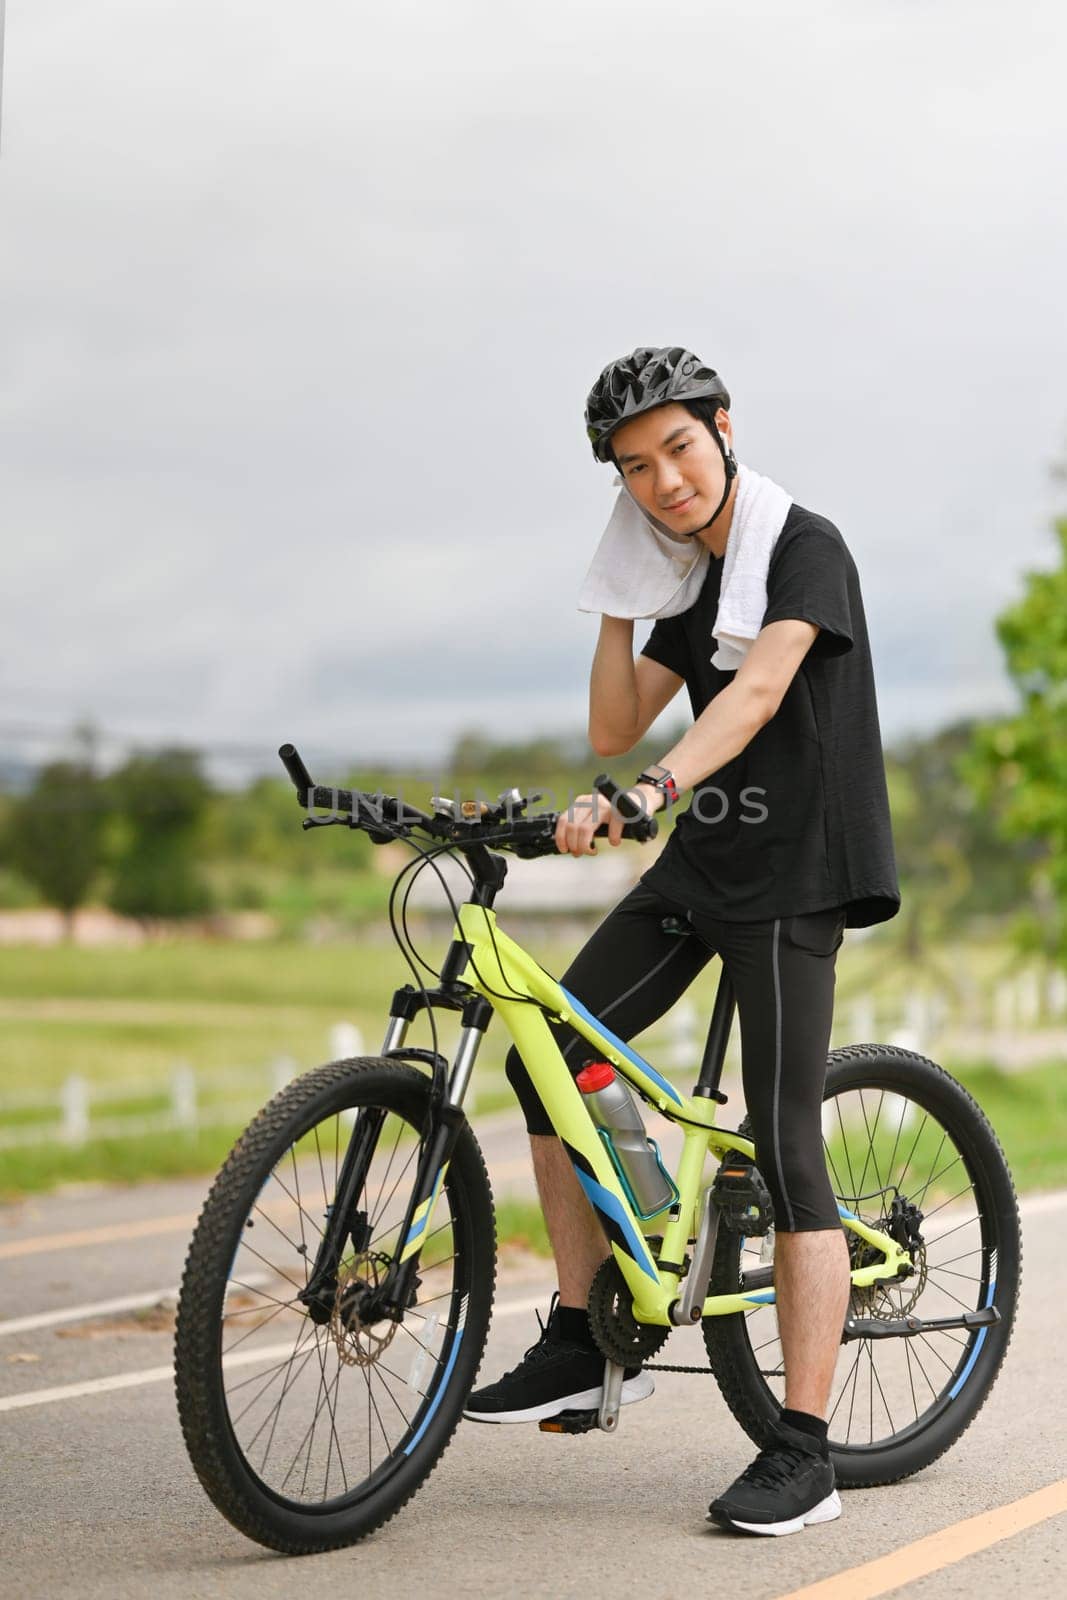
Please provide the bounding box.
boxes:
[635,764,680,806]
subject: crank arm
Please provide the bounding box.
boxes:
[670,1185,719,1326]
[842,1305,1000,1343]
[598,1361,626,1432]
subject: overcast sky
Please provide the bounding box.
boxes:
[2,0,1066,782]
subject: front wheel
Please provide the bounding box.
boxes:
[703,1045,1021,1487]
[174,1057,495,1552]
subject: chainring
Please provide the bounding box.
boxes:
[587,1257,671,1368]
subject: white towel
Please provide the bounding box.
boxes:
[710,465,793,669]
[577,463,792,671]
[576,479,709,621]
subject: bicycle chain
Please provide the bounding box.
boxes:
[641,1359,716,1374]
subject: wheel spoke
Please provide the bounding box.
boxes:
[221,1297,294,1356]
[835,1096,860,1201]
[868,1343,896,1436]
[230,1325,320,1423]
[910,1152,964,1209]
[895,1110,931,1196]
[921,1185,980,1223]
[250,1324,323,1465]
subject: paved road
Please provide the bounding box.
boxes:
[1,1115,1064,1600]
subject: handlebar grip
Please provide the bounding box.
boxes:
[593,773,643,820]
[591,773,658,842]
[592,816,658,843]
[278,743,314,797]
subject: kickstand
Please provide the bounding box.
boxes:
[597,1360,625,1432]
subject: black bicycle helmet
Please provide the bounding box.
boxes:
[584,346,730,463]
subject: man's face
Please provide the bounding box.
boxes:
[611,402,731,542]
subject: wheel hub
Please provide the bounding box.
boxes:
[330,1252,399,1367]
[848,1209,928,1319]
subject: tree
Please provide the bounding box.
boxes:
[106,748,214,921]
[964,511,1067,957]
[5,760,106,935]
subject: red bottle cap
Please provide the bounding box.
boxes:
[575,1061,615,1093]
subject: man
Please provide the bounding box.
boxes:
[464,347,900,1536]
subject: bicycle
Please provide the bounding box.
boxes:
[174,743,1021,1553]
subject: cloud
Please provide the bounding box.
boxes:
[2,0,1065,774]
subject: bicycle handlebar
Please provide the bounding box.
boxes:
[276,744,658,856]
[278,743,314,797]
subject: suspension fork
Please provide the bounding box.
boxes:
[298,1105,387,1323]
[299,991,491,1324]
[377,999,492,1317]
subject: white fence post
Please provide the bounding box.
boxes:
[994,981,1014,1032]
[330,1022,365,1061]
[61,1076,89,1145]
[905,990,928,1045]
[850,997,876,1045]
[272,1056,298,1095]
[1017,969,1041,1029]
[1047,968,1067,1021]
[666,1000,698,1071]
[171,1063,197,1130]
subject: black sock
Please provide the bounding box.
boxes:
[556,1304,597,1349]
[779,1408,829,1456]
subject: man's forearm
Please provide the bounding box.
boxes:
[588,616,640,751]
[656,681,770,796]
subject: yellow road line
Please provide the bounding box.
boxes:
[0,1213,194,1259]
[775,1479,1067,1600]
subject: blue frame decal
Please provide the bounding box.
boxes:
[559,987,684,1107]
[571,1165,660,1283]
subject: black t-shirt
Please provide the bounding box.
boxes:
[638,502,900,928]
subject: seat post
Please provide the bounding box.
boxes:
[694,967,736,1103]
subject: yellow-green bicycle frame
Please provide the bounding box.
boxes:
[421,902,912,1329]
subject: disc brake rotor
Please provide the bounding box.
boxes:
[848,1217,928,1319]
[329,1251,399,1367]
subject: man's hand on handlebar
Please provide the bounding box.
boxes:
[554,783,663,858]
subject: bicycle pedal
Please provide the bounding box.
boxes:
[538,1408,600,1435]
[712,1153,774,1236]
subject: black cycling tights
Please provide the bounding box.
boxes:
[505,881,845,1233]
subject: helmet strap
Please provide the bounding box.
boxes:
[687,428,738,538]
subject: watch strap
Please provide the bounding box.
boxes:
[636,765,680,806]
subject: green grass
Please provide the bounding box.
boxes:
[0,1124,249,1195]
[949,1059,1067,1193]
[1,933,1065,1210]
[0,939,405,1007]
[0,935,582,1101]
[494,1198,552,1256]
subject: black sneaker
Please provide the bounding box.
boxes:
[463,1296,655,1425]
[707,1420,841,1536]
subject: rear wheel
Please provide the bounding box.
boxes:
[703,1045,1021,1486]
[174,1057,495,1551]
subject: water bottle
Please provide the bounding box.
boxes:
[575,1061,677,1219]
